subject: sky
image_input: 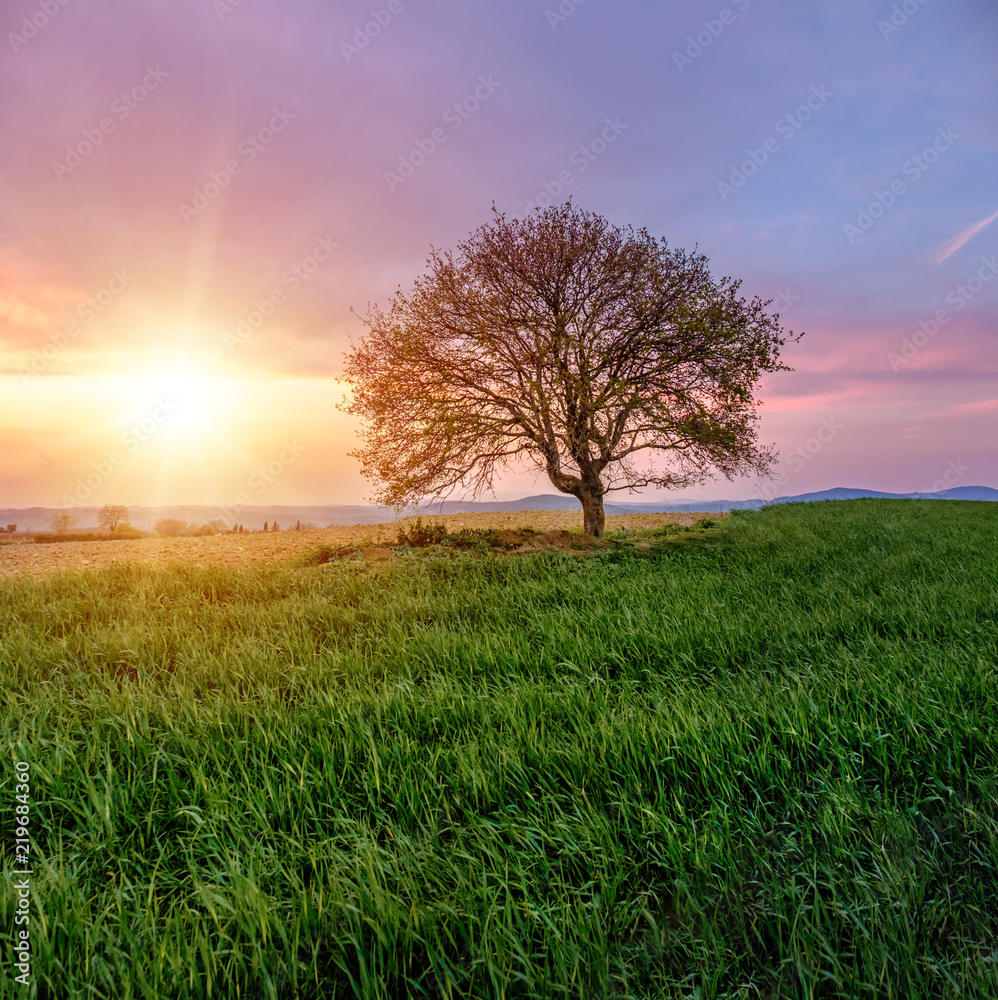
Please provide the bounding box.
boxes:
[1,0,996,511]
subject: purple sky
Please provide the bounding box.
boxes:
[1,0,995,509]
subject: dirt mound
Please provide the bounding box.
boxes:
[494,529,532,547]
[514,530,612,553]
[516,529,574,552]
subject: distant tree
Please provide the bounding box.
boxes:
[154,518,188,537]
[272,521,280,532]
[98,504,128,533]
[48,512,78,534]
[263,521,269,532]
[295,519,301,531]
[343,202,799,536]
[202,519,227,535]
[238,524,244,533]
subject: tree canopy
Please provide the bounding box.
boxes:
[342,203,800,536]
[48,512,78,535]
[97,504,128,533]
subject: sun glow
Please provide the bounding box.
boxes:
[111,366,237,442]
[1,361,363,507]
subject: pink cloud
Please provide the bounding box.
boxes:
[934,210,998,264]
[925,399,998,418]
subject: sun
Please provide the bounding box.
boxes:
[113,366,236,443]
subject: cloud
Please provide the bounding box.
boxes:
[934,210,998,264]
[926,398,998,418]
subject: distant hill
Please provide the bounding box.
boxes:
[766,486,998,504]
[2,486,995,533]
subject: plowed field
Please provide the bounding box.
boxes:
[0,510,725,579]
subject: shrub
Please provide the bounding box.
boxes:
[157,518,227,537]
[111,522,144,538]
[395,519,449,548]
[154,518,188,536]
[655,523,685,537]
[191,522,222,536]
[437,528,500,555]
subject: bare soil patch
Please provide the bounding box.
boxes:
[516,529,578,552]
[0,510,727,580]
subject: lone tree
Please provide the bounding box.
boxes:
[342,203,800,537]
[48,512,78,535]
[97,504,128,533]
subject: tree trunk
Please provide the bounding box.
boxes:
[579,490,605,538]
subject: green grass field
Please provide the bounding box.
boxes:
[2,499,997,999]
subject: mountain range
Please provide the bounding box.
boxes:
[2,486,996,533]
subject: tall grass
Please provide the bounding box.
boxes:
[1,500,996,998]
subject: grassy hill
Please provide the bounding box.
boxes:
[1,499,996,998]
